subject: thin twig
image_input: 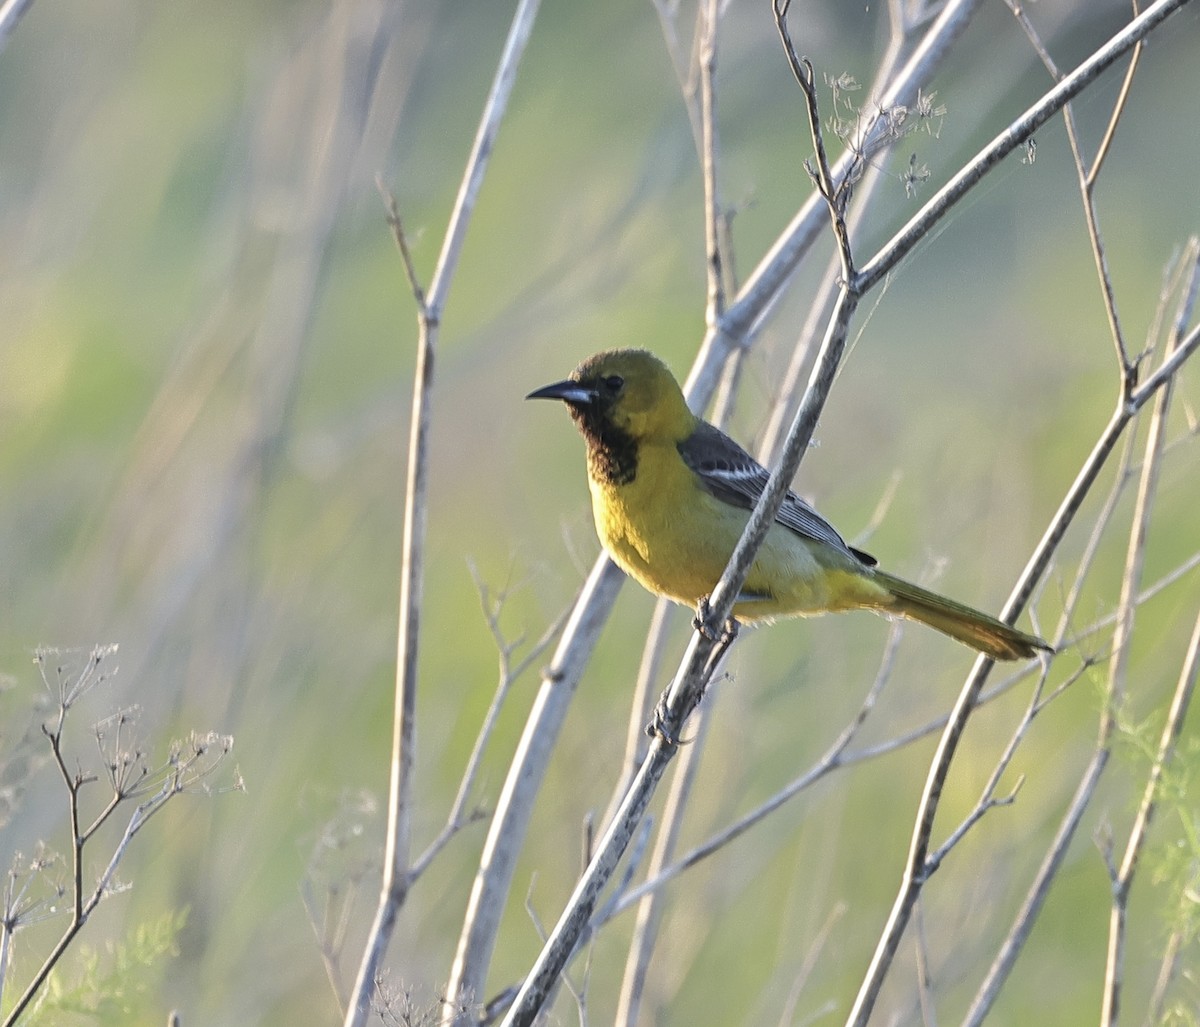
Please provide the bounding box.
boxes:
[601,598,675,834]
[687,0,990,400]
[699,0,725,323]
[851,243,1200,1025]
[2,718,232,1027]
[1132,320,1200,403]
[598,624,902,925]
[410,595,568,883]
[0,0,37,55]
[613,672,718,1027]
[497,724,687,1026]
[1086,4,1143,190]
[913,899,938,1027]
[344,3,544,1025]
[1099,275,1191,1027]
[776,903,846,1027]
[1143,916,1187,1026]
[346,211,429,1027]
[445,557,623,1021]
[855,0,1190,295]
[963,256,1198,1026]
[1103,610,1200,1025]
[377,180,428,314]
[759,10,910,461]
[612,6,732,1018]
[773,0,855,281]
[650,0,703,151]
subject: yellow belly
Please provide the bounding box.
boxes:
[588,443,883,621]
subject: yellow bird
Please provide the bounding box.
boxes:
[527,349,1050,661]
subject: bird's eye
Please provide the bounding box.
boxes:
[603,375,624,392]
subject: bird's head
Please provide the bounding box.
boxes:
[526,349,693,444]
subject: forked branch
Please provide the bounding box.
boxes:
[344,2,544,1024]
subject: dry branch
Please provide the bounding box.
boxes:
[344,2,544,1024]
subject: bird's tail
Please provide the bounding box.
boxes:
[871,570,1051,661]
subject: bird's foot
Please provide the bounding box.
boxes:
[647,690,676,744]
[694,598,739,683]
[646,688,693,747]
[692,596,739,647]
[646,606,739,745]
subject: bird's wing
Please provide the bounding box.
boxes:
[677,420,876,566]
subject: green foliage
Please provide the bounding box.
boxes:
[1150,743,1200,943]
[35,909,188,1026]
[1162,1000,1200,1027]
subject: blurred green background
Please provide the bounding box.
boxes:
[2,0,1199,1024]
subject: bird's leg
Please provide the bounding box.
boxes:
[648,689,687,746]
[702,615,738,679]
[693,596,739,667]
[691,594,723,640]
[647,606,739,745]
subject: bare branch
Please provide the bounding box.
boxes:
[410,594,567,884]
[759,18,910,462]
[0,0,37,55]
[377,179,428,315]
[1103,610,1200,1025]
[445,557,623,1021]
[773,0,855,280]
[851,231,1200,1024]
[1087,19,1143,190]
[1099,272,1193,1027]
[776,902,846,1027]
[599,624,902,925]
[2,701,234,1027]
[345,2,544,1024]
[614,7,730,1016]
[964,270,1195,1024]
[699,0,726,323]
[686,0,990,401]
[601,599,675,834]
[613,677,717,1027]
[855,0,1191,295]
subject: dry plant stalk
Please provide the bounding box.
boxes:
[496,4,1198,1027]
[345,1,1200,1025]
[342,2,544,1025]
[0,646,237,1027]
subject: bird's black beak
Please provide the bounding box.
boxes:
[525,379,597,405]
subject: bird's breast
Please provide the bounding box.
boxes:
[587,442,856,620]
[586,444,762,609]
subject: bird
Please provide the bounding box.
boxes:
[526,348,1051,661]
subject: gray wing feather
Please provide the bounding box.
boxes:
[677,421,875,566]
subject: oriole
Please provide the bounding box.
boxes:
[527,348,1050,661]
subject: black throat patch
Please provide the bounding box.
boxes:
[569,402,638,486]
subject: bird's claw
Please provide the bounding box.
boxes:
[646,601,740,745]
[692,596,739,646]
[646,690,692,746]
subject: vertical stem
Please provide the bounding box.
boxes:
[0,0,37,54]
[345,3,543,1024]
[1100,315,1186,1027]
[699,0,724,324]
